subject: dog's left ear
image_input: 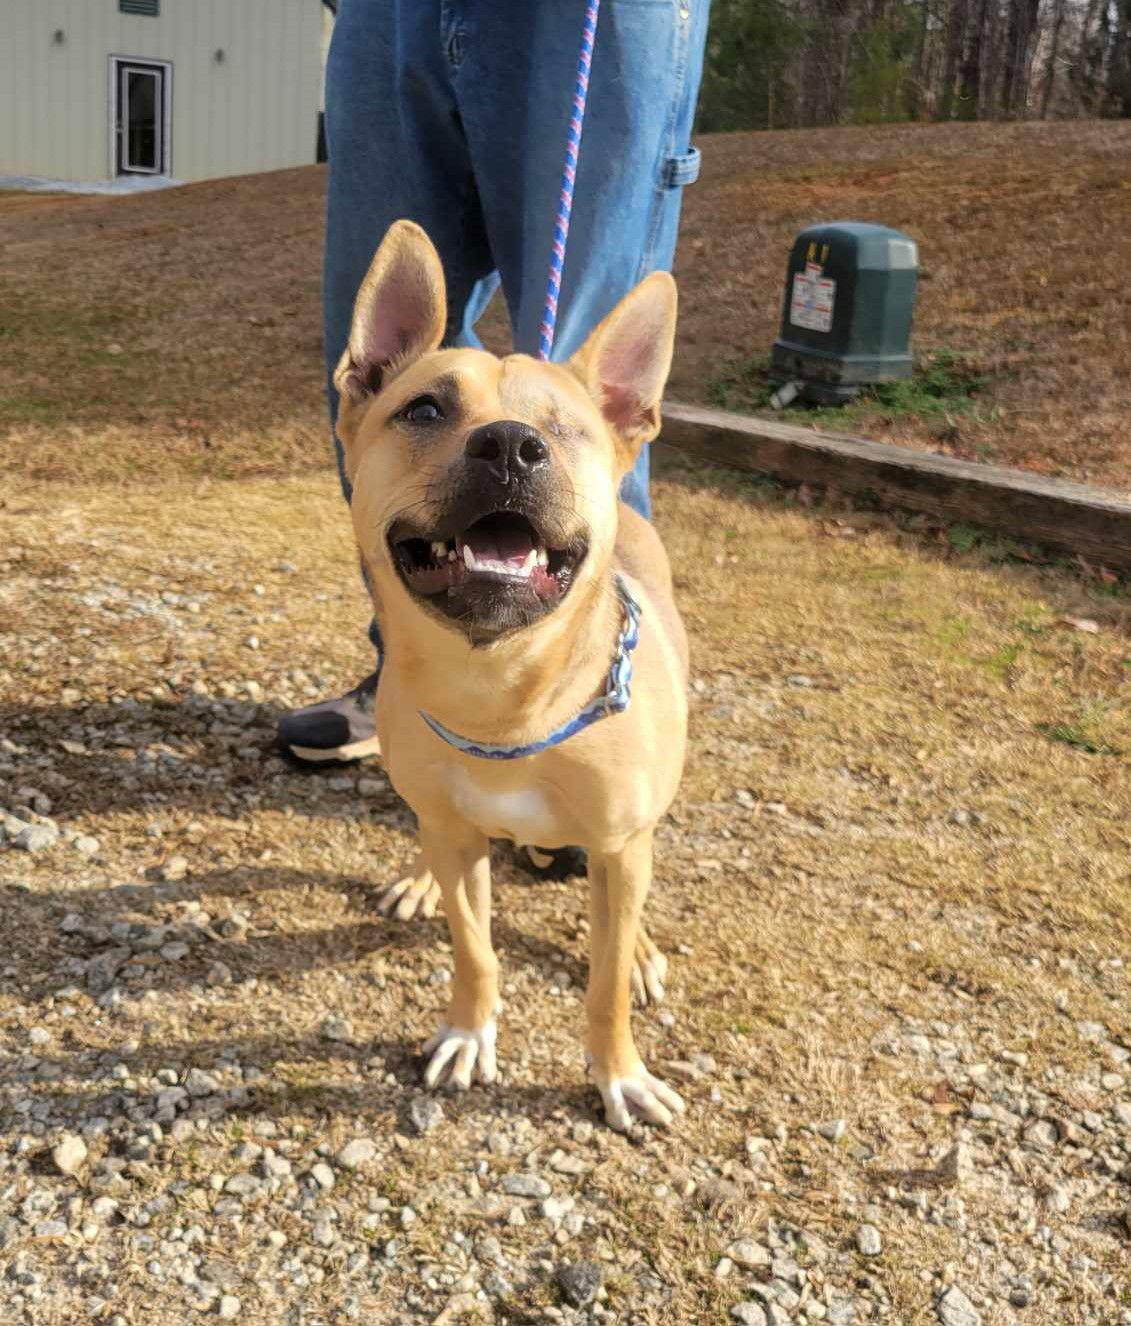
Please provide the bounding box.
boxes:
[570,271,677,465]
[333,220,447,412]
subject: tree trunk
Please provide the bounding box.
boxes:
[1039,0,1066,117]
[960,0,992,115]
[941,0,970,118]
[1108,0,1131,114]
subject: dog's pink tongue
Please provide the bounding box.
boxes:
[463,524,534,567]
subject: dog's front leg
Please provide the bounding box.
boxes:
[587,831,685,1131]
[419,820,500,1091]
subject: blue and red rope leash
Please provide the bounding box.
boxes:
[536,0,601,362]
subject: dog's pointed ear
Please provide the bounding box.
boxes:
[570,271,677,465]
[333,220,447,408]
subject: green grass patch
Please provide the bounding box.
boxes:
[1036,722,1122,757]
[1036,698,1123,756]
[706,348,993,425]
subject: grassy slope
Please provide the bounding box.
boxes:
[1,463,1128,1322]
[1,119,1129,490]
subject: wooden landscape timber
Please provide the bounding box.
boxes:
[661,400,1131,574]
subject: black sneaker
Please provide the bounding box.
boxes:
[277,670,382,764]
[517,844,588,880]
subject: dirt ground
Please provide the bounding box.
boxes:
[1,450,1129,1325]
[1,119,1130,1326]
[1,119,1129,491]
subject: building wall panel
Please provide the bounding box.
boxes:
[0,0,323,183]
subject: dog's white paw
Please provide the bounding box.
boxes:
[422,1019,498,1090]
[631,933,669,1006]
[378,864,441,921]
[590,1060,685,1132]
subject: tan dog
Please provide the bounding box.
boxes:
[333,221,689,1130]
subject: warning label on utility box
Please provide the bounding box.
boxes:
[790,262,835,333]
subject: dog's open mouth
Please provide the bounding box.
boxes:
[389,511,586,604]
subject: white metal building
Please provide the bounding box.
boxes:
[0,0,328,186]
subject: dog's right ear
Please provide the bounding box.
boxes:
[333,220,447,412]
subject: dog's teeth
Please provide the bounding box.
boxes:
[518,549,537,577]
[448,549,457,562]
[462,544,476,570]
[431,541,446,559]
[537,548,549,568]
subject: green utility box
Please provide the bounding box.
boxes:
[770,222,918,405]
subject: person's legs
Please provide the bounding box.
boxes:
[282,0,710,764]
[322,0,496,505]
[280,0,499,760]
[455,0,711,520]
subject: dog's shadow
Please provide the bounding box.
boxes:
[0,695,405,826]
[0,693,605,1136]
[0,856,597,1138]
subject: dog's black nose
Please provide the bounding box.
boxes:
[465,421,549,484]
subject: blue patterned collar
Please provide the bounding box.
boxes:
[418,576,641,760]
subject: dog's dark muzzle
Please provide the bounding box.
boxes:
[384,425,588,642]
[464,420,550,487]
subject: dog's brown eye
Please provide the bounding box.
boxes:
[403,395,442,423]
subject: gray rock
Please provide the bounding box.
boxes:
[557,1260,602,1308]
[218,913,249,939]
[408,1095,444,1135]
[475,1235,503,1264]
[482,1272,513,1298]
[73,835,100,856]
[727,1238,772,1269]
[262,1152,292,1179]
[309,1162,335,1191]
[500,1172,551,1198]
[816,1118,846,1142]
[335,1139,377,1170]
[185,1068,219,1097]
[52,1133,88,1177]
[320,1014,353,1042]
[14,823,59,852]
[1046,1185,1070,1213]
[856,1224,882,1256]
[218,1295,241,1320]
[85,947,131,993]
[156,1086,188,1113]
[731,1307,768,1326]
[937,1285,981,1326]
[1022,1119,1058,1152]
[223,1174,261,1197]
[541,1195,575,1221]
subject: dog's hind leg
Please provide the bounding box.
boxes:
[419,822,500,1092]
[631,930,669,1007]
[377,850,441,921]
[586,831,684,1131]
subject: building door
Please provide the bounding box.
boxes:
[112,59,171,175]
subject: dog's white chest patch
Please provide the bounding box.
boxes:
[448,770,557,844]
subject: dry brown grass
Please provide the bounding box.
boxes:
[673,119,1131,491]
[2,120,1130,1323]
[1,456,1128,1323]
[2,119,1129,490]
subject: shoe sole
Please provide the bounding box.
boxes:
[286,734,383,764]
